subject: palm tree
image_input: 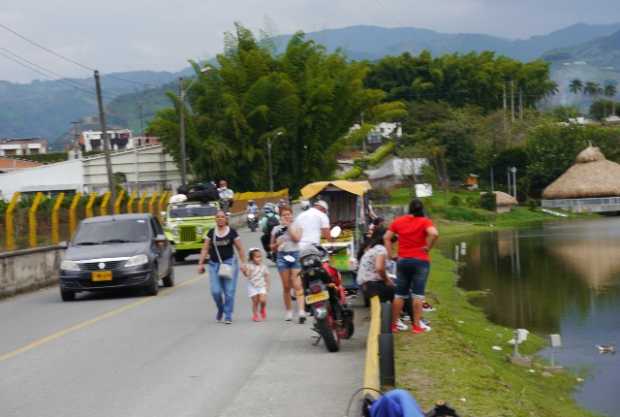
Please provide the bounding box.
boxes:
[569,79,583,95]
[604,83,618,116]
[584,81,602,97]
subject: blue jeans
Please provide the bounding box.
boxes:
[276,251,301,272]
[208,258,239,321]
[395,258,430,299]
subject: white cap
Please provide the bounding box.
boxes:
[315,200,329,211]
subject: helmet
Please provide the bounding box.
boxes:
[299,245,323,269]
[248,200,256,205]
[263,202,276,214]
[300,199,310,210]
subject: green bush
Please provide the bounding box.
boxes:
[527,199,538,211]
[480,192,497,211]
[367,141,396,166]
[340,165,363,180]
[449,195,462,207]
[436,206,492,223]
[465,196,479,208]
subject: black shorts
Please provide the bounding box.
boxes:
[364,281,395,303]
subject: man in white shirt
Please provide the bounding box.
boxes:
[296,200,331,247]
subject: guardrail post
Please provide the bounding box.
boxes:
[28,192,44,248]
[51,192,65,245]
[5,192,20,251]
[158,191,169,221]
[114,190,125,214]
[379,301,395,387]
[69,192,82,237]
[148,192,159,216]
[85,192,97,218]
[99,192,111,216]
[364,296,381,397]
[127,191,137,213]
[138,193,147,213]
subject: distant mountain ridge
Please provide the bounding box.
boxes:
[273,23,620,62]
[2,22,620,148]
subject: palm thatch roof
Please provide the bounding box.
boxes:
[542,146,620,199]
[481,191,518,206]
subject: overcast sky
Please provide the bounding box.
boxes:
[1,0,619,83]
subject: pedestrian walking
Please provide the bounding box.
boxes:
[243,248,270,321]
[384,199,439,334]
[198,210,247,324]
[270,205,306,323]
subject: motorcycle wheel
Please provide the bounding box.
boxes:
[316,316,340,352]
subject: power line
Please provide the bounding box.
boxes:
[0,21,149,88]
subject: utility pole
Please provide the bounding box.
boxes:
[503,82,508,135]
[361,111,366,154]
[178,77,187,187]
[135,102,144,192]
[511,167,517,198]
[510,79,515,123]
[519,88,524,120]
[94,70,116,204]
[267,135,273,192]
[506,168,512,196]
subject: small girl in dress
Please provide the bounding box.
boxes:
[244,248,270,321]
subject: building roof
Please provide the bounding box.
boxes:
[0,137,48,145]
[0,157,43,171]
[542,146,620,199]
[481,191,517,206]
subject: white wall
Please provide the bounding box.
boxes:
[0,159,84,201]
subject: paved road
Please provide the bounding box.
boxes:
[0,229,368,417]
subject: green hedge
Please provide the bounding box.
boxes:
[367,141,396,166]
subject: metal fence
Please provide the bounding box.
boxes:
[541,197,620,213]
[1,191,171,252]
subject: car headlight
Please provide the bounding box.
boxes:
[196,226,204,237]
[124,254,149,268]
[171,225,179,236]
[60,260,80,271]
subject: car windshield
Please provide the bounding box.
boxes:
[73,219,150,245]
[169,204,217,218]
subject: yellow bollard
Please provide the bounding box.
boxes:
[51,193,65,245]
[138,192,147,213]
[28,192,44,248]
[99,192,111,216]
[158,191,169,221]
[85,192,97,218]
[148,192,159,216]
[127,191,137,213]
[114,190,125,214]
[5,192,20,251]
[69,192,82,238]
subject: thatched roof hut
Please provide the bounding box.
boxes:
[480,191,517,213]
[542,146,620,199]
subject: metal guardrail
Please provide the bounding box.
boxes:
[364,296,396,398]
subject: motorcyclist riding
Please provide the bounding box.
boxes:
[217,180,234,213]
[259,203,280,261]
[246,200,259,232]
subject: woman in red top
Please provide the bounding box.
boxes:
[384,199,439,334]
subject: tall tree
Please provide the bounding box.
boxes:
[604,83,618,116]
[569,79,583,95]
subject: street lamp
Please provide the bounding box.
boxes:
[179,66,210,187]
[268,131,283,192]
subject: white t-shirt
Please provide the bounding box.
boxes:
[295,207,330,246]
[357,245,388,285]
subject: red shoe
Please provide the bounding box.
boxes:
[252,313,260,322]
[412,323,431,334]
[261,306,267,320]
[390,322,400,333]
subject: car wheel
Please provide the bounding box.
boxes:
[60,289,75,302]
[144,272,159,296]
[163,262,175,287]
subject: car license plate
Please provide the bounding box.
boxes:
[91,271,112,282]
[305,290,329,304]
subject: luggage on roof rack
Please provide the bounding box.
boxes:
[177,182,219,203]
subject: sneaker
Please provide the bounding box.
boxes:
[396,319,409,331]
[252,313,260,322]
[216,309,223,322]
[412,323,431,334]
[261,306,267,320]
[421,318,431,326]
[401,314,411,322]
[224,319,232,325]
[298,311,307,324]
[390,322,400,333]
[285,310,293,321]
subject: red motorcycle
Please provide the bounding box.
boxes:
[299,244,354,352]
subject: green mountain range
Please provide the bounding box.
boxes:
[2,22,620,149]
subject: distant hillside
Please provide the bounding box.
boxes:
[0,71,186,149]
[273,23,620,62]
[543,29,620,70]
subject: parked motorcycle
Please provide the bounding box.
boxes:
[299,227,354,352]
[246,212,258,232]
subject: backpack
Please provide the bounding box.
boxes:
[264,215,280,235]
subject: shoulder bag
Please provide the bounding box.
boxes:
[212,230,233,279]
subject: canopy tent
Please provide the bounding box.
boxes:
[300,180,371,199]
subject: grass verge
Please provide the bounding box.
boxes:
[394,250,599,417]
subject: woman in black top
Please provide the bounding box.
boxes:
[198,210,246,324]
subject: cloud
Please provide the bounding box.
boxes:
[0,0,619,83]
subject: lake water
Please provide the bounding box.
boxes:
[444,218,620,417]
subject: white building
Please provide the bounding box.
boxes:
[80,129,133,152]
[0,138,48,156]
[366,156,428,189]
[366,122,403,150]
[0,145,183,201]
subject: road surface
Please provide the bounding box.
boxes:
[0,229,368,417]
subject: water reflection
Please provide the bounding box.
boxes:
[445,218,620,416]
